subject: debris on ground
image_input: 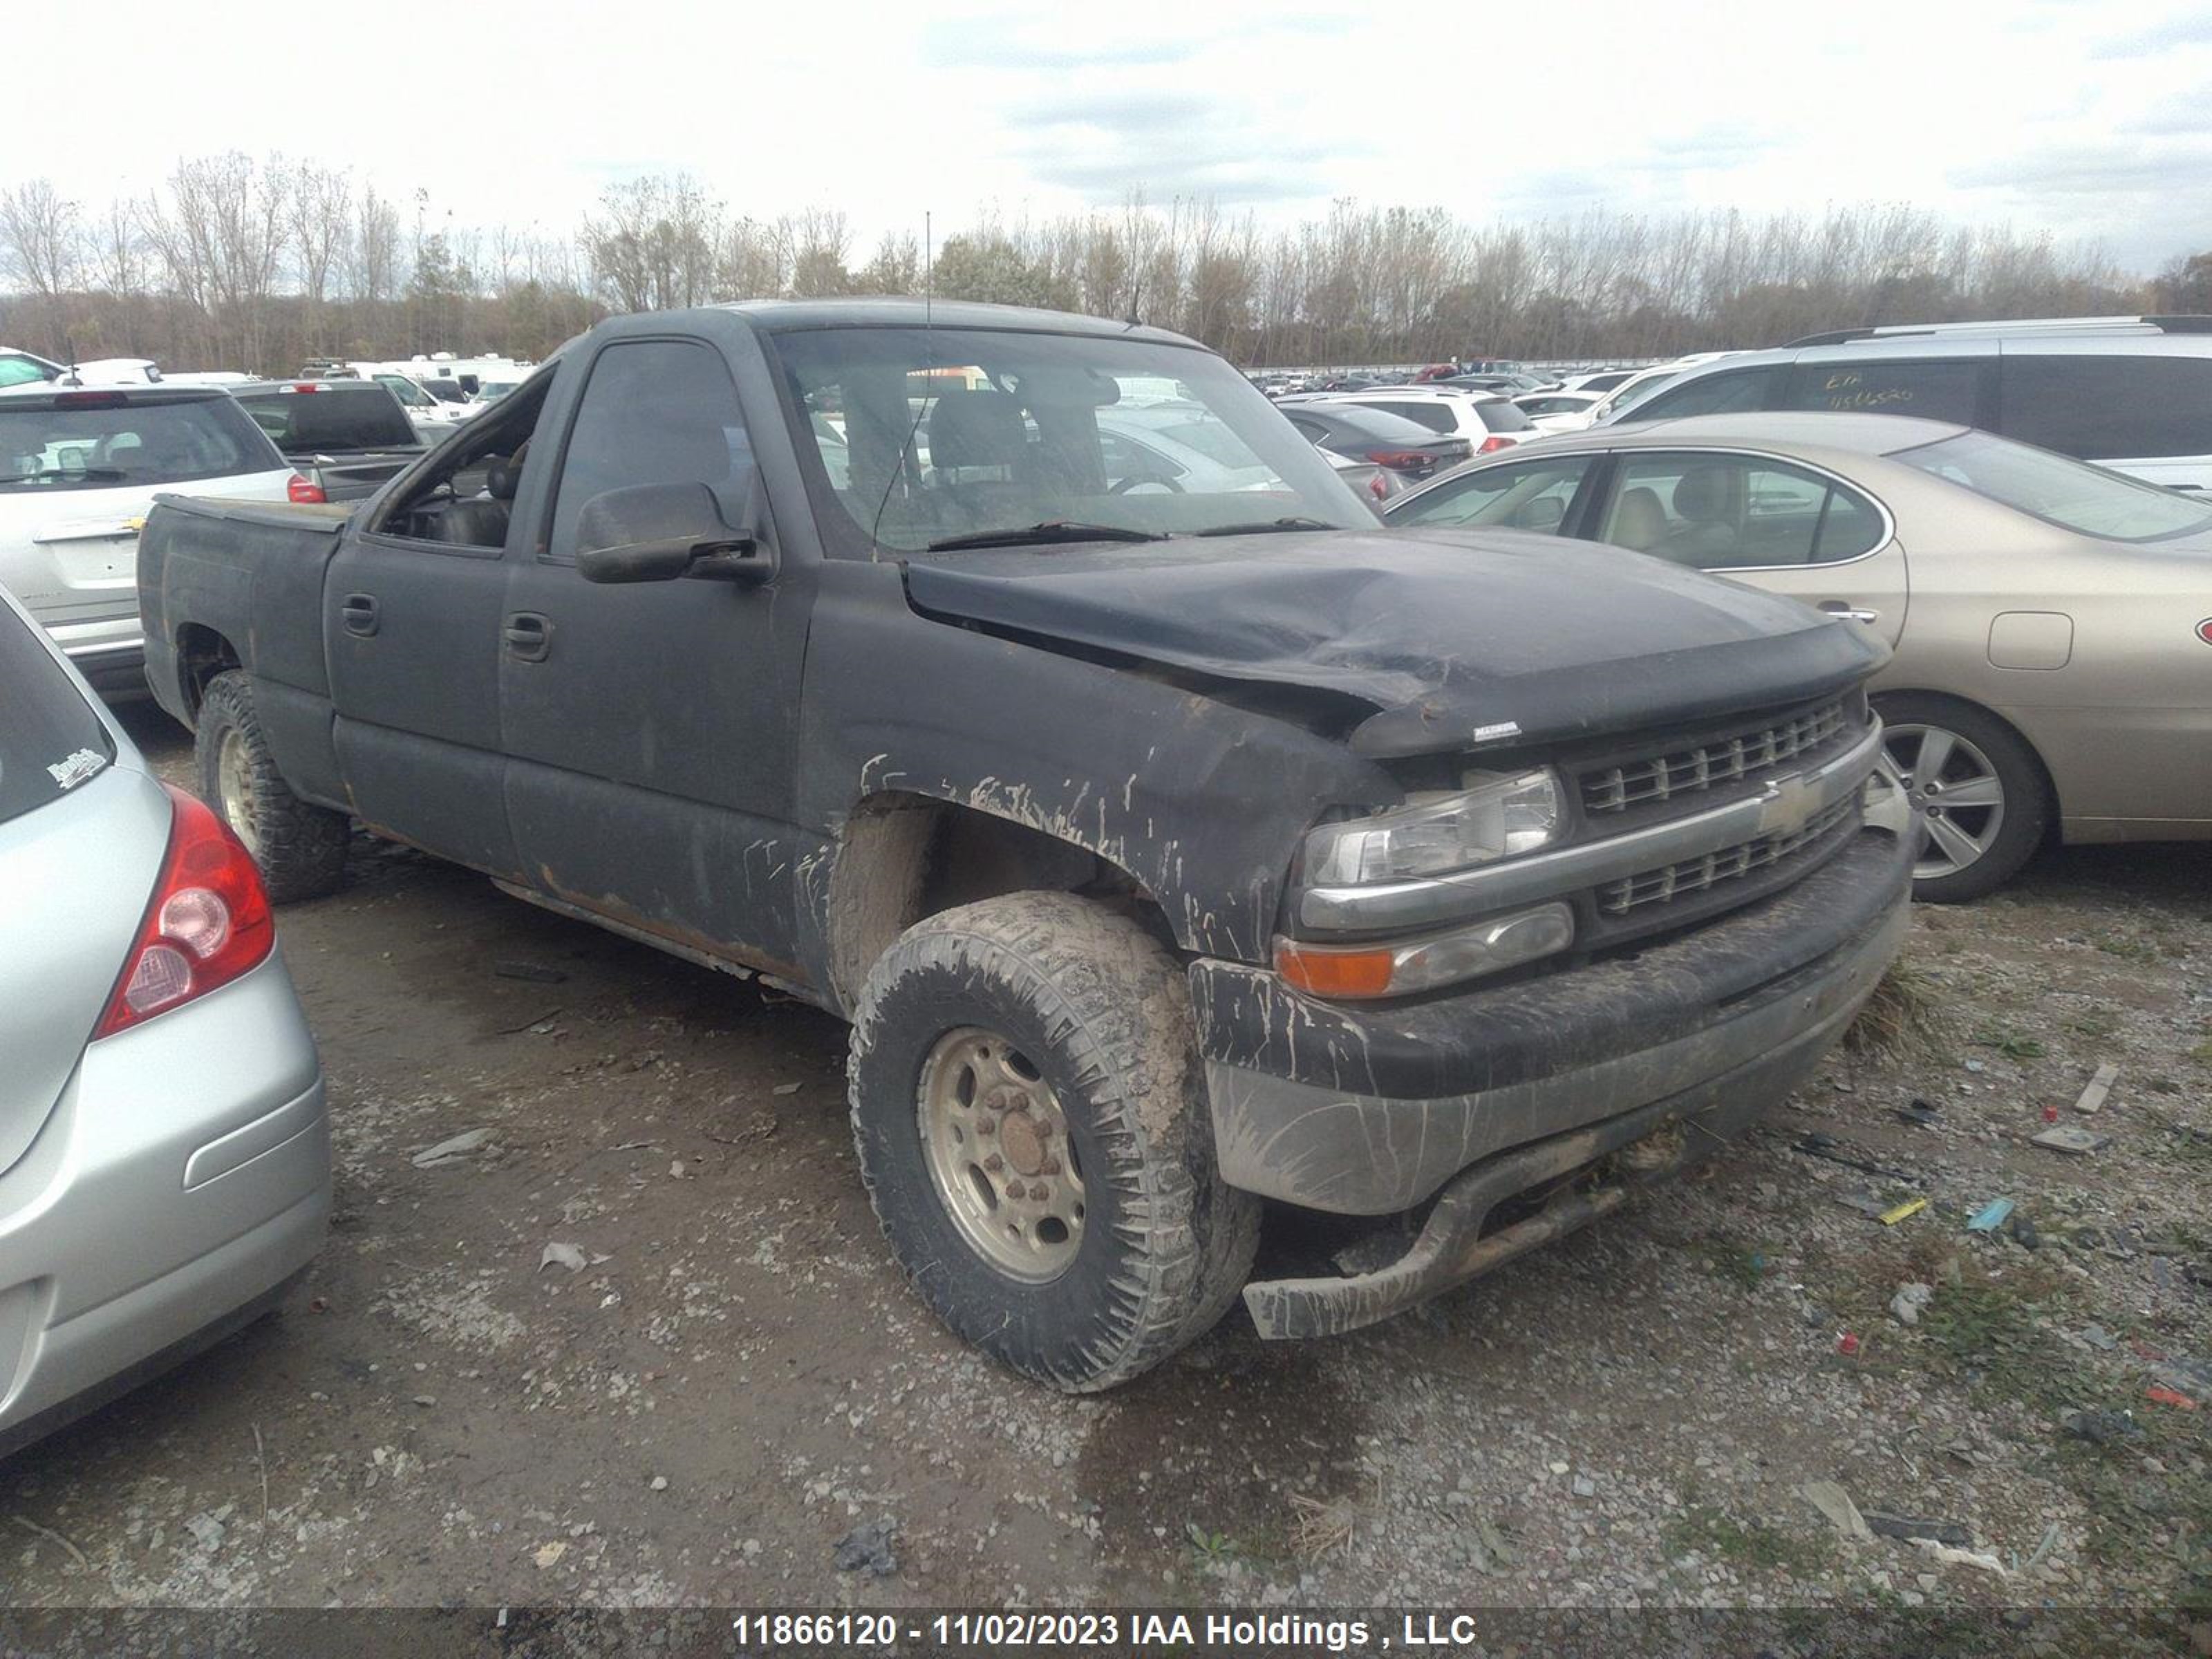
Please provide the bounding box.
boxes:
[772,1081,804,1096]
[2063,1408,2145,1444]
[2030,1124,2111,1154]
[1837,1331,1862,1356]
[2146,1386,2200,1411]
[2072,1061,2119,1116]
[1915,1538,2007,1577]
[1966,1198,2016,1232]
[494,960,568,984]
[1880,1196,1929,1226]
[410,1128,494,1168]
[1800,1479,1871,1540]
[1888,1283,1935,1325]
[2079,1324,2119,1351]
[833,1519,898,1576]
[1793,1132,1913,1183]
[1865,1512,1972,1546]
[2153,1357,2212,1401]
[1893,1099,1942,1129]
[533,1541,567,1569]
[2009,1211,2042,1250]
[538,1242,588,1274]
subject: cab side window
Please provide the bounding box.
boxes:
[1595,453,1885,568]
[1390,456,1595,534]
[1998,355,2212,461]
[546,339,753,565]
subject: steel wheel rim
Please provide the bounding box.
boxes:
[1884,722,2005,881]
[216,727,260,858]
[916,1026,1085,1282]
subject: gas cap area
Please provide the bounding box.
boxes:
[1987,610,2074,670]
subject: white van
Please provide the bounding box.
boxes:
[1620,317,2212,493]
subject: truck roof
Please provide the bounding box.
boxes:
[713,297,1203,349]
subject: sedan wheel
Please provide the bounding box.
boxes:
[1884,722,2005,883]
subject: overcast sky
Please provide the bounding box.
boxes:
[12,0,2209,270]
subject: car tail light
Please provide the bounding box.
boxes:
[2198,617,2212,646]
[1368,472,1388,500]
[55,390,129,409]
[1477,435,1514,454]
[289,382,321,393]
[288,474,327,504]
[93,784,274,1039]
[1367,450,1435,471]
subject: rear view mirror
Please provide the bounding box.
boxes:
[574,474,766,584]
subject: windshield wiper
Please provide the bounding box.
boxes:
[1193,516,1338,536]
[926,521,1169,552]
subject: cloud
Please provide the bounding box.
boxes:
[1949,135,2212,196]
[2091,6,2212,56]
[921,19,1203,70]
[2119,84,2212,136]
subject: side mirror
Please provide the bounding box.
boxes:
[573,475,767,585]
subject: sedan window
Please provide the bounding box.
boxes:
[1389,456,1595,534]
[1595,454,1886,568]
[1892,429,2212,543]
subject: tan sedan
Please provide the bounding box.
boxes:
[1385,411,2212,899]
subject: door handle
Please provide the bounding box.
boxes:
[503,611,553,663]
[340,592,379,637]
[1819,602,1881,624]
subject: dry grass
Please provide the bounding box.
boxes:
[1844,959,1944,1060]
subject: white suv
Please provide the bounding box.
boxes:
[1281,385,1535,454]
[1620,317,2212,493]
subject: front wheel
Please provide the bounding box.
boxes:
[194,670,350,902]
[846,892,1259,1391]
[1876,693,2050,903]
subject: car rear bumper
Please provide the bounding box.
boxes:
[0,955,330,1456]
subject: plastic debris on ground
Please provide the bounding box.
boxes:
[1800,1479,1871,1540]
[1889,1282,1935,1324]
[2030,1124,2110,1154]
[1866,1513,1972,1547]
[1966,1198,2016,1233]
[1880,1196,1929,1226]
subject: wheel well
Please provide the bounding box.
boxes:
[174,624,242,721]
[824,794,1170,1011]
[1873,688,2062,838]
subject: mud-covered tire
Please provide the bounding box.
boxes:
[847,892,1260,1391]
[194,670,350,903]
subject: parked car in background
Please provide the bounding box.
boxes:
[1536,355,1736,433]
[370,374,469,443]
[1385,411,2212,898]
[1513,390,1606,432]
[0,384,296,693]
[1318,443,1390,508]
[1095,403,1283,494]
[1611,315,2212,494]
[230,381,428,504]
[0,585,328,1457]
[1274,397,1475,494]
[1290,386,1535,456]
[0,350,167,390]
[1559,369,1638,394]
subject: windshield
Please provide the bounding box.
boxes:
[0,395,279,492]
[375,374,435,409]
[770,326,1374,556]
[0,354,57,389]
[1893,430,2212,543]
[236,386,420,453]
[0,601,115,827]
[1604,371,1680,419]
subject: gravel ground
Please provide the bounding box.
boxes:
[1,706,2206,1626]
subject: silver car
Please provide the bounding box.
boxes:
[0,384,295,695]
[1385,411,2212,899]
[0,588,328,1456]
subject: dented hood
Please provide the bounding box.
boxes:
[903,526,1888,758]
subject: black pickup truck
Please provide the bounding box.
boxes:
[229,379,427,504]
[141,300,1915,1389]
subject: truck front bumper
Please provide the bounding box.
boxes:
[1189,825,1914,1338]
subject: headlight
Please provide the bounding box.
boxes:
[1303,768,1562,887]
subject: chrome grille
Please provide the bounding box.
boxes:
[1597,797,1859,915]
[1580,701,1850,815]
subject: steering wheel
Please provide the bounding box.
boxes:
[1109,474,1183,495]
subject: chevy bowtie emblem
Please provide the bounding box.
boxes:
[1756,771,1819,838]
